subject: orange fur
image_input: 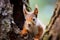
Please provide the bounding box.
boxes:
[19,26,28,36]
[34,26,43,39]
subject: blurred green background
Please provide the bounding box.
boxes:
[29,0,56,26]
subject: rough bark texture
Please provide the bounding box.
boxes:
[0,0,33,40]
[42,1,60,40]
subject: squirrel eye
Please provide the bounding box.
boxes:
[33,18,35,21]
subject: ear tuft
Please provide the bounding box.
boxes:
[34,4,38,16]
[23,4,28,16]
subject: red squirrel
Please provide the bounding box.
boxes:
[19,4,45,40]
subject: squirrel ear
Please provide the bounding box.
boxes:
[23,4,28,16]
[34,5,38,16]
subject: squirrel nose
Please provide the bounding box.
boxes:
[28,24,31,27]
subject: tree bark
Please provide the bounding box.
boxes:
[0,0,32,40]
[42,1,60,40]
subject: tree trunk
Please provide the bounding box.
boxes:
[0,0,32,40]
[42,0,60,40]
